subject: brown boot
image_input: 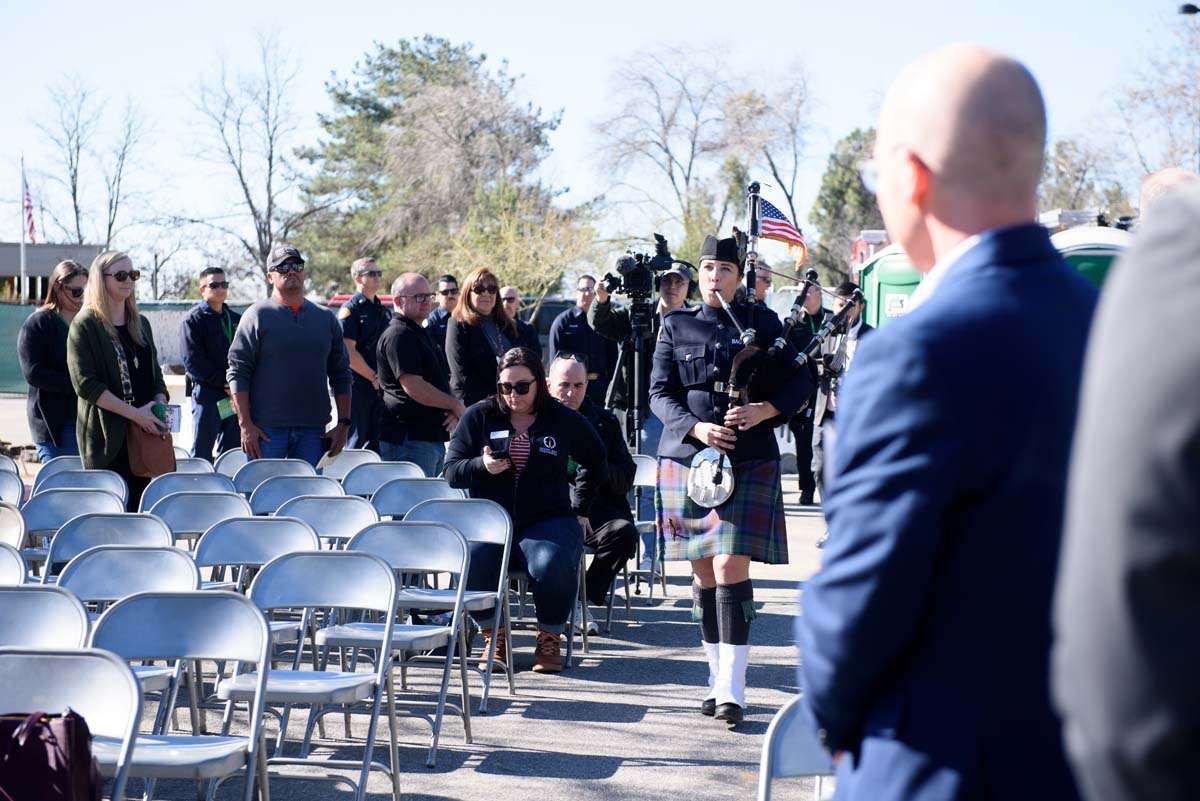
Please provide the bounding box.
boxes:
[481,628,508,665]
[532,630,563,673]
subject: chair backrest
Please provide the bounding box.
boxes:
[213,447,248,478]
[756,695,835,801]
[0,647,140,801]
[173,457,216,474]
[173,445,190,460]
[0,454,18,474]
[148,491,252,539]
[233,458,316,496]
[248,475,343,515]
[58,546,200,603]
[0,471,24,507]
[21,489,124,538]
[35,469,128,505]
[0,543,25,586]
[318,448,381,479]
[275,495,379,546]
[43,513,174,580]
[250,551,397,615]
[370,478,464,519]
[139,472,237,512]
[341,461,425,497]
[0,585,90,646]
[406,498,513,547]
[31,455,84,490]
[632,454,657,488]
[348,521,470,577]
[194,517,320,570]
[0,502,26,549]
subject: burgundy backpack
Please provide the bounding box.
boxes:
[0,710,103,801]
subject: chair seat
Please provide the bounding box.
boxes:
[316,622,452,652]
[217,669,375,704]
[20,548,47,565]
[269,620,301,643]
[201,580,238,591]
[94,734,249,779]
[132,664,175,693]
[396,587,495,612]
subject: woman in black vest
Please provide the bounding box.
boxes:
[445,267,519,406]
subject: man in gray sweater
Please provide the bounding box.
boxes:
[227,244,354,466]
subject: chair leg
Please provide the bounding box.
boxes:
[456,623,473,744]
[385,673,402,801]
[256,729,271,801]
[341,647,353,738]
[425,629,459,767]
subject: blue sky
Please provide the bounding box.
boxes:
[0,0,1179,270]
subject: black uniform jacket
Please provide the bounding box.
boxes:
[445,316,515,407]
[339,292,391,376]
[444,397,608,533]
[650,300,812,463]
[18,309,76,446]
[179,302,242,400]
[576,398,635,528]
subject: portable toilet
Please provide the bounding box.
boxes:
[855,244,922,328]
[1049,225,1133,288]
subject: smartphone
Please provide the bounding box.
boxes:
[488,429,511,460]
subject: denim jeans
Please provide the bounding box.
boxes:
[380,436,445,478]
[258,426,326,467]
[35,425,79,463]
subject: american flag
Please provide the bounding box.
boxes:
[759,198,803,247]
[22,169,36,245]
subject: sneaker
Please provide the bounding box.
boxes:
[574,601,599,635]
[532,630,563,673]
[481,627,508,665]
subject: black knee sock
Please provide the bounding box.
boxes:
[692,583,719,644]
[716,579,755,645]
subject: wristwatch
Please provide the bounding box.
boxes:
[337,417,352,427]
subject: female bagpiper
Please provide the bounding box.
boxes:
[649,234,811,722]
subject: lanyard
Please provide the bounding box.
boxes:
[217,308,233,344]
[808,313,821,335]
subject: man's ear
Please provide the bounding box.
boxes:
[905,151,933,211]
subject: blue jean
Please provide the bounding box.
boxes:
[191,388,240,463]
[35,425,79,463]
[380,436,445,478]
[467,514,583,633]
[258,426,326,467]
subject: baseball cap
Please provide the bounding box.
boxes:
[268,244,304,271]
[661,264,693,285]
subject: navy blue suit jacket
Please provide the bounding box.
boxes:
[796,225,1096,800]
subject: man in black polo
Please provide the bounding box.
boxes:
[377,272,466,477]
[179,266,241,462]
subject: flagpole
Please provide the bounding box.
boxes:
[19,157,27,303]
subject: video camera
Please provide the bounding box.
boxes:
[602,233,681,338]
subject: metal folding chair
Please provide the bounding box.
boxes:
[33,469,128,505]
[0,543,25,586]
[249,475,343,515]
[148,491,252,545]
[31,454,84,491]
[20,488,124,565]
[194,517,320,596]
[406,499,515,712]
[173,445,191,460]
[0,585,90,646]
[344,521,471,765]
[214,448,249,478]
[757,694,836,801]
[140,472,237,514]
[233,459,316,498]
[370,478,464,520]
[629,453,667,602]
[41,512,174,582]
[317,448,381,479]
[0,502,24,550]
[217,551,401,801]
[0,470,24,507]
[0,453,17,474]
[175,457,217,474]
[0,647,140,801]
[276,495,379,549]
[91,591,272,801]
[341,462,425,497]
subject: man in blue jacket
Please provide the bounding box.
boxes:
[179,266,241,462]
[795,44,1096,800]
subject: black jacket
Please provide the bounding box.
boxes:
[425,307,452,354]
[650,300,812,463]
[548,305,617,405]
[444,397,608,533]
[179,302,241,401]
[813,320,873,427]
[576,398,635,528]
[514,318,542,359]
[445,316,516,407]
[18,309,76,446]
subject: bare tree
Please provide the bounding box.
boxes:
[102,101,145,248]
[38,80,100,243]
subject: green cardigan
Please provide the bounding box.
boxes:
[67,307,168,469]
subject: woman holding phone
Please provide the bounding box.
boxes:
[444,346,607,673]
[67,251,170,511]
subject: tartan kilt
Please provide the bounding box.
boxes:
[655,456,789,565]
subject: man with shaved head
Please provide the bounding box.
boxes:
[376,272,466,476]
[797,45,1096,800]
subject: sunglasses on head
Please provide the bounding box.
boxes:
[472,284,498,295]
[270,262,305,274]
[497,380,534,396]
[203,281,230,290]
[105,270,140,282]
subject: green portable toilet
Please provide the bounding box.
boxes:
[1049,226,1133,288]
[855,244,922,329]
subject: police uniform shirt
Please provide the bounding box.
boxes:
[338,292,391,377]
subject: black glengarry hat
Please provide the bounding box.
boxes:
[699,235,741,268]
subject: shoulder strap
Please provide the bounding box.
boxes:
[106,326,135,405]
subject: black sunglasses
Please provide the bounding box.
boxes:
[497,380,535,396]
[358,270,384,278]
[104,270,140,282]
[270,262,305,274]
[62,287,84,299]
[203,281,230,290]
[438,288,460,296]
[472,285,498,295]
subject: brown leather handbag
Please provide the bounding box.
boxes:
[109,326,176,478]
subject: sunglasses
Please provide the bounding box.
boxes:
[501,296,519,303]
[62,287,85,299]
[497,380,535,396]
[104,270,141,282]
[358,270,384,278]
[270,262,305,274]
[472,285,498,295]
[438,288,460,296]
[577,286,596,294]
[203,281,230,290]
[399,293,435,302]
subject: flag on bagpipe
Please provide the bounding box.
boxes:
[759,197,806,266]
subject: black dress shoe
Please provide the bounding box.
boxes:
[799,491,815,505]
[714,702,743,722]
[701,698,716,716]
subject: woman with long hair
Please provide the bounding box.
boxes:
[18,260,88,461]
[445,267,520,406]
[444,346,607,673]
[67,251,169,510]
